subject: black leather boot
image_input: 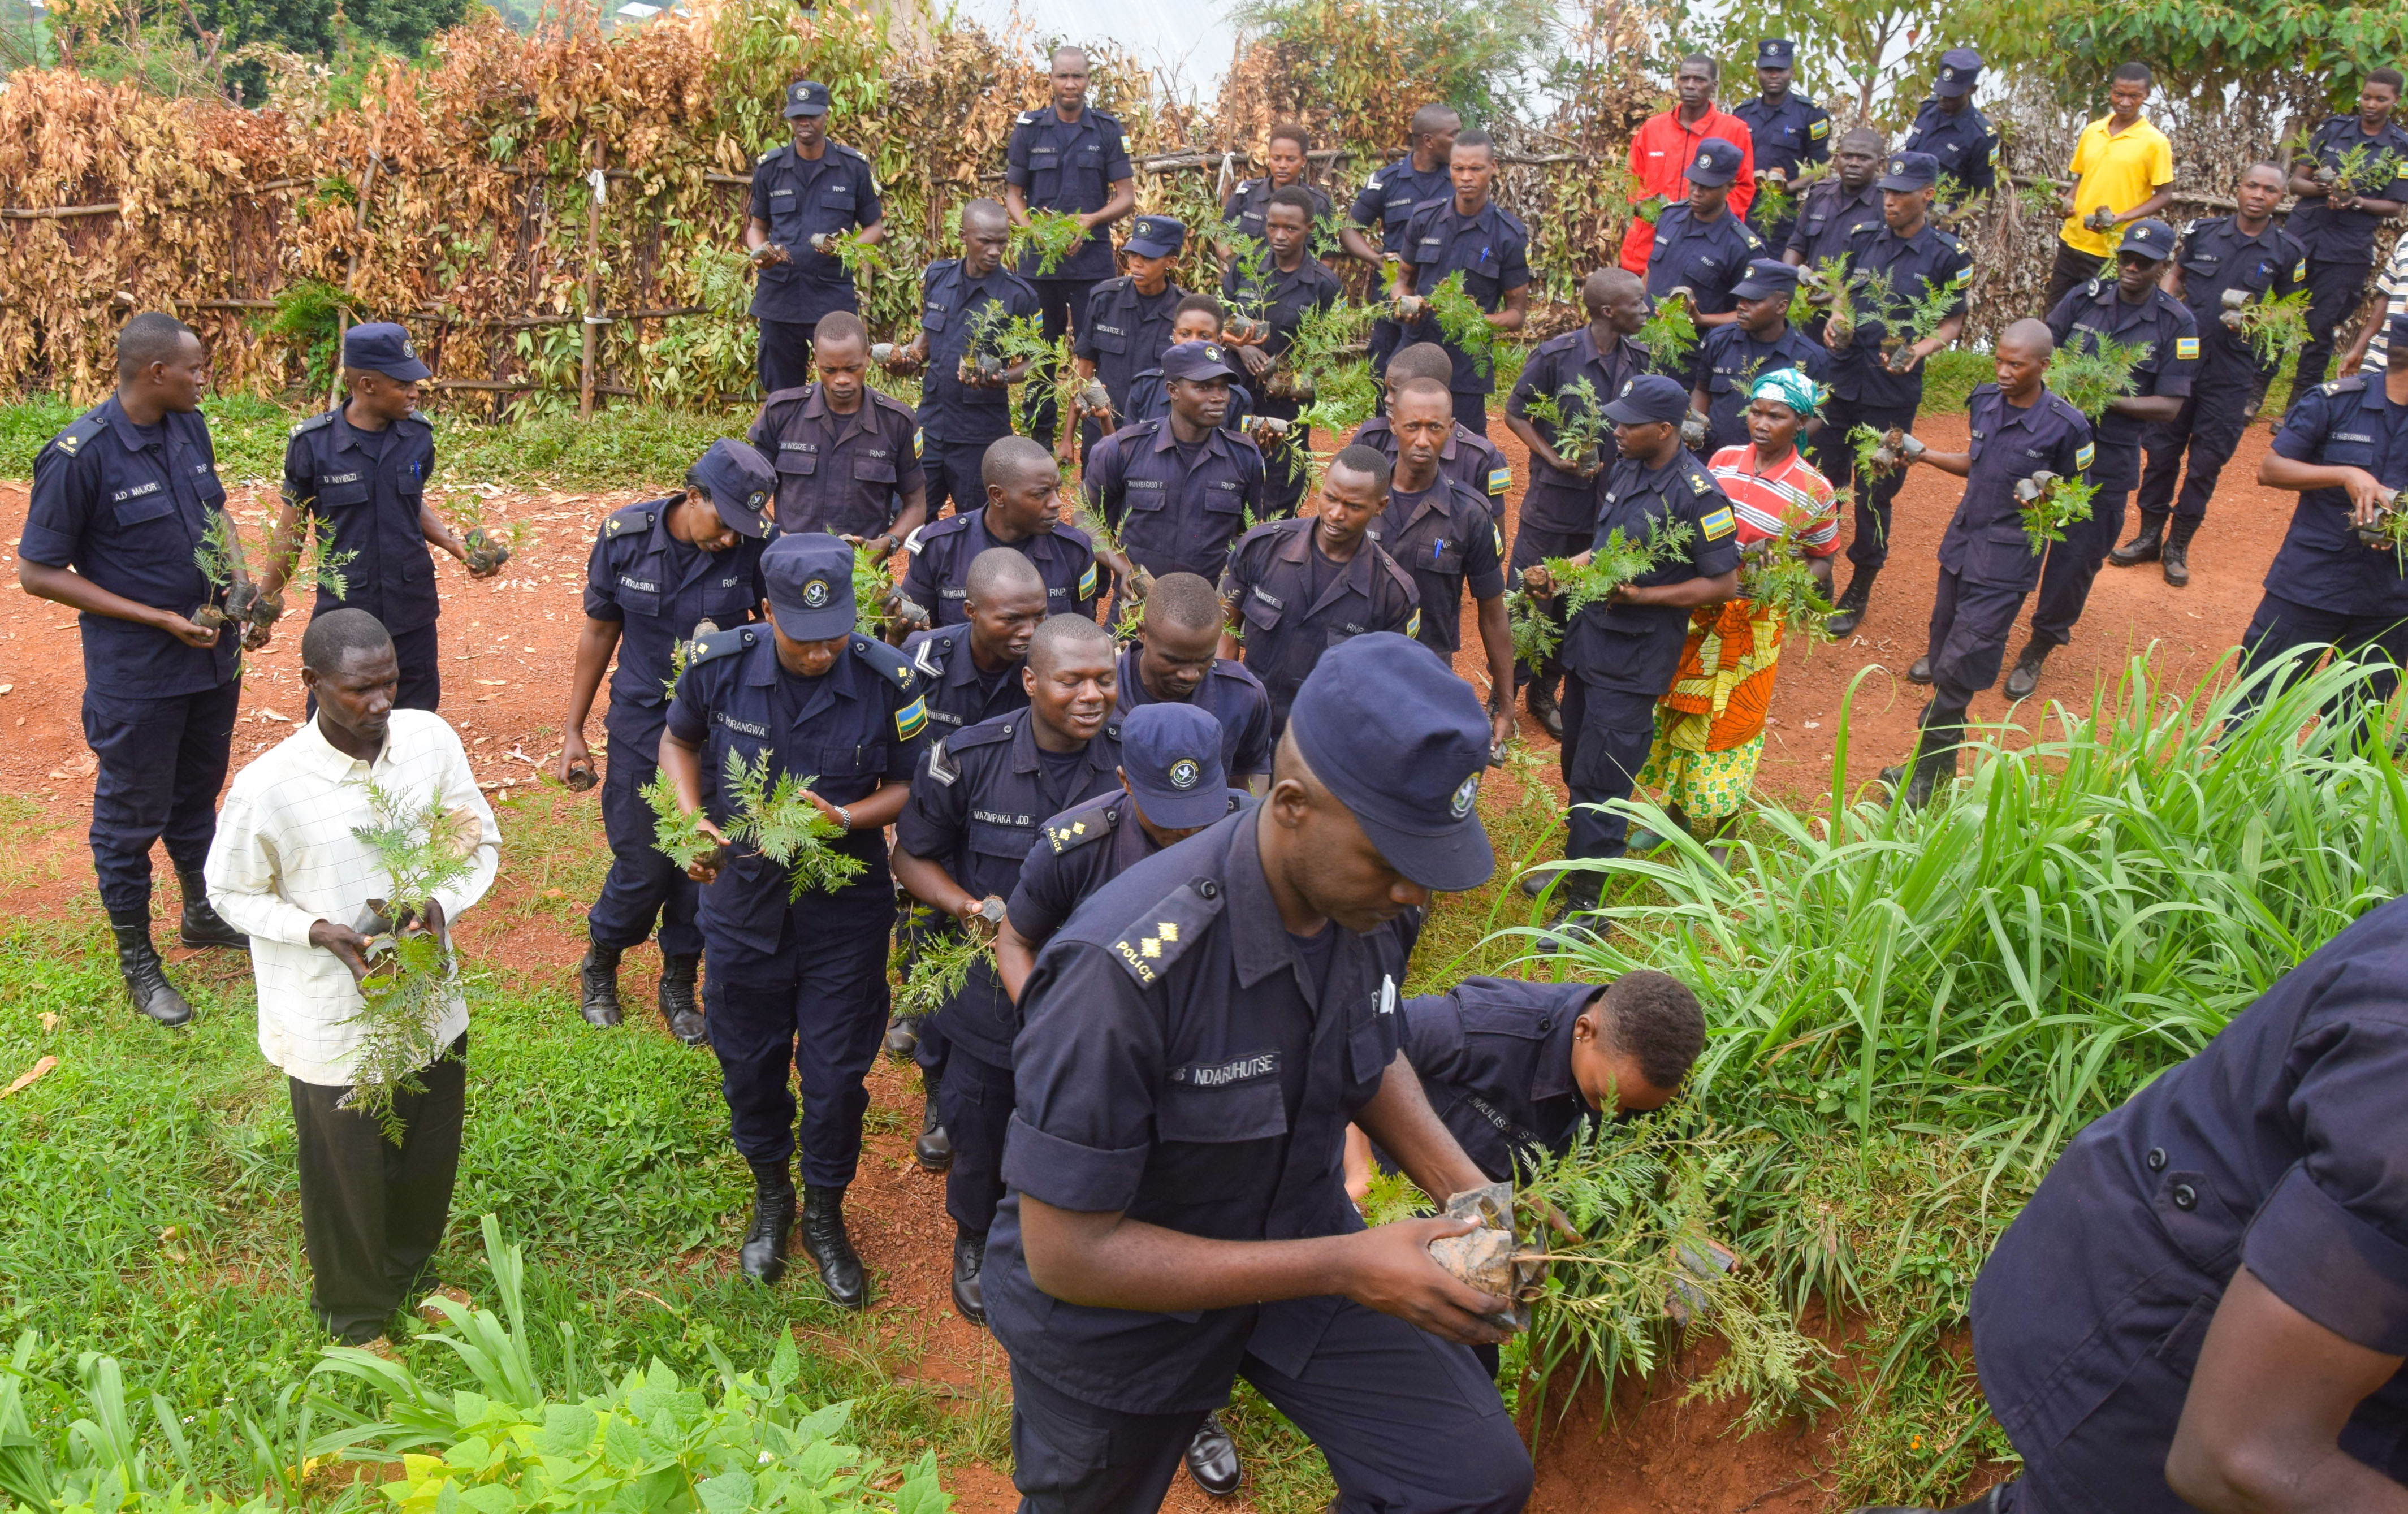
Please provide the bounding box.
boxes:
[950,1225,987,1326]
[2108,512,2166,567]
[914,1074,953,1173]
[1825,567,1877,637]
[175,869,247,949]
[882,1014,921,1058]
[1524,678,1562,740]
[577,943,624,1027]
[2162,516,2199,587]
[799,1185,867,1309]
[739,1158,796,1283]
[1880,739,1960,810]
[657,953,707,1046]
[2003,639,2051,700]
[1183,1413,1243,1498]
[111,914,192,1027]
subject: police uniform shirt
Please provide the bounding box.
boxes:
[1732,93,1832,192]
[1936,383,2095,593]
[2285,115,2408,264]
[1223,178,1335,245]
[1562,448,1744,689]
[1399,977,1605,1183]
[1644,205,1765,315]
[662,626,926,954]
[2263,375,2408,618]
[2171,215,2308,384]
[899,511,1101,629]
[1353,414,1514,525]
[1113,643,1275,780]
[901,625,1031,736]
[23,396,239,698]
[1371,475,1506,657]
[1076,276,1189,416]
[1121,370,1257,436]
[747,382,925,538]
[1349,155,1454,256]
[1901,98,1999,196]
[1398,198,1532,395]
[280,404,440,633]
[1971,897,2408,1512]
[985,806,1408,1412]
[1084,417,1269,582]
[583,498,767,758]
[1221,256,1343,369]
[1782,178,1884,269]
[747,140,883,324]
[917,258,1043,444]
[1220,516,1422,726]
[1698,321,1832,452]
[2043,278,2199,486]
[1008,786,1253,950]
[1005,106,1134,284]
[1828,220,1973,411]
[1508,327,1651,533]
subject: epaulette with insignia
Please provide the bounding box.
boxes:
[689,626,760,665]
[1043,794,1122,854]
[1088,107,1121,126]
[851,635,915,691]
[835,141,868,161]
[603,501,658,537]
[910,631,957,678]
[948,716,1016,752]
[398,408,434,429]
[293,409,337,435]
[2325,376,2369,395]
[1105,876,1224,989]
[1016,109,1043,124]
[49,413,106,458]
[758,145,784,164]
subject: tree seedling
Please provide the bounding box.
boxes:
[2047,331,2150,421]
[2016,470,2096,553]
[343,780,485,1139]
[1009,209,1087,276]
[1521,377,1609,471]
[1636,288,1699,377]
[448,495,525,574]
[191,508,260,632]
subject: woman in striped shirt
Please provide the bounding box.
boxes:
[1633,369,1838,860]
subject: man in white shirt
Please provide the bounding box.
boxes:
[205,608,499,1344]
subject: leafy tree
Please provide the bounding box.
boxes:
[1226,0,1555,153]
[1704,0,1935,122]
[1966,0,2408,108]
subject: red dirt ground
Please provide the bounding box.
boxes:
[0,413,2294,1512]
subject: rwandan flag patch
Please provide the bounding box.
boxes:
[896,698,927,741]
[2175,336,2199,360]
[2074,443,2095,472]
[1078,561,1099,599]
[1700,507,1736,540]
[1488,467,1511,495]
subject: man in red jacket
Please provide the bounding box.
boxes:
[1621,55,1757,275]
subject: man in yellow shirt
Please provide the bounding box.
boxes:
[2046,63,2176,311]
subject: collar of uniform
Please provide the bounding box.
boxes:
[101,395,165,453]
[944,634,995,689]
[1387,477,1455,533]
[801,383,878,442]
[744,632,863,700]
[1991,387,2052,435]
[1528,984,1598,1104]
[2358,380,2393,419]
[1148,416,1230,458]
[296,711,393,782]
[2089,282,2163,335]
[1009,713,1110,778]
[1221,804,1302,989]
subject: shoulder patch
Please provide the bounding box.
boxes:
[1700,505,1736,540]
[851,635,916,691]
[2175,335,2199,360]
[1078,559,1100,601]
[1106,877,1224,989]
[1044,796,1121,854]
[1016,109,1043,124]
[50,414,106,457]
[1488,466,1511,495]
[926,738,958,786]
[896,698,927,742]
[1688,469,1711,495]
[911,633,955,677]
[689,626,759,666]
[1808,116,1830,139]
[2073,442,2095,473]
[1404,607,1422,641]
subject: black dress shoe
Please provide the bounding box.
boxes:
[658,953,707,1045]
[914,1086,953,1173]
[800,1185,867,1309]
[110,918,192,1027]
[950,1226,987,1326]
[882,1014,920,1058]
[740,1161,796,1283]
[1183,1413,1243,1498]
[578,945,624,1027]
[2003,641,2050,700]
[1906,656,1932,685]
[176,870,248,949]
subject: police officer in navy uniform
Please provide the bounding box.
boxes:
[1356,343,1516,524]
[743,80,886,395]
[1378,377,1516,752]
[2227,314,2408,720]
[259,322,487,714]
[898,436,1100,630]
[1645,139,1766,384]
[1115,572,1277,791]
[656,532,927,1303]
[891,614,1123,1326]
[2118,165,2306,587]
[1813,150,1972,637]
[986,631,1533,1514]
[1086,340,1268,600]
[882,198,1040,520]
[1117,295,1259,438]
[1504,270,1652,738]
[1070,215,1190,460]
[1876,321,2092,808]
[747,310,924,551]
[1900,49,1998,200]
[1691,259,1830,453]
[18,312,248,1027]
[1220,124,1334,254]
[1005,46,1136,348]
[2284,69,2408,402]
[1224,185,1343,514]
[1342,102,1460,271]
[1782,126,1887,272]
[1220,445,1423,734]
[2012,218,2198,699]
[1388,128,1531,436]
[1732,39,1831,251]
[1518,374,1741,920]
[556,440,773,1044]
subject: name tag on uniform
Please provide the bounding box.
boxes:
[972,809,1034,827]
[321,471,361,485]
[618,576,660,592]
[1252,586,1283,609]
[1129,478,1164,490]
[112,481,161,501]
[771,188,795,197]
[1170,1052,1278,1087]
[780,442,816,453]
[716,713,769,737]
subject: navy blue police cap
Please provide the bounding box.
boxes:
[1160,339,1242,383]
[1756,38,1795,66]
[784,79,831,118]
[1686,138,1744,187]
[691,439,774,539]
[1602,372,1692,425]
[1126,215,1187,258]
[1878,150,1940,191]
[1934,49,1982,98]
[761,531,855,641]
[2117,218,2178,263]
[1732,257,1802,300]
[342,322,430,382]
[1288,632,1493,891]
[1121,703,1231,829]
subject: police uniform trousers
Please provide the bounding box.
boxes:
[926,436,1000,518]
[1810,397,1918,572]
[1007,1299,1532,1514]
[1261,405,1309,516]
[1922,567,2030,740]
[703,883,894,1189]
[2029,469,2133,648]
[2292,256,2374,400]
[936,974,1017,1236]
[83,677,241,919]
[2043,243,2107,318]
[757,318,818,397]
[1449,391,1490,438]
[585,737,702,958]
[2230,590,2408,725]
[303,620,441,719]
[1507,522,1588,695]
[1558,620,1685,878]
[2134,379,2253,525]
[289,1032,468,1344]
